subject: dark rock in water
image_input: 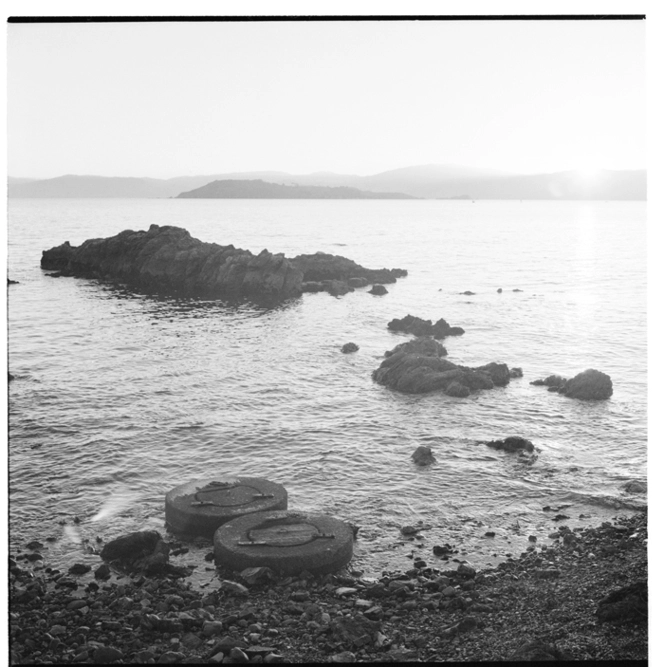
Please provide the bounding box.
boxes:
[485,436,535,453]
[290,251,406,285]
[497,288,503,293]
[530,374,566,388]
[8,278,19,285]
[596,580,647,624]
[41,225,407,303]
[387,314,465,339]
[509,367,523,378]
[8,372,15,382]
[564,368,613,400]
[100,530,162,562]
[623,480,647,494]
[68,563,92,576]
[369,284,388,295]
[341,342,359,354]
[531,369,613,400]
[512,288,523,292]
[510,641,570,661]
[348,277,369,288]
[411,445,436,466]
[373,337,509,397]
[459,290,475,295]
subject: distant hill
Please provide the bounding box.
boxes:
[8,164,646,200]
[176,179,417,199]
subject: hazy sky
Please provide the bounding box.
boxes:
[7,17,646,179]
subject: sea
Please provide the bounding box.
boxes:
[6,198,648,583]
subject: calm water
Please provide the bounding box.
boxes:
[7,198,647,579]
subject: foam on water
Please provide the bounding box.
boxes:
[7,198,646,575]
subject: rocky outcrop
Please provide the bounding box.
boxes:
[41,225,407,302]
[289,252,407,286]
[369,285,388,295]
[387,314,465,339]
[341,343,359,354]
[372,337,510,396]
[41,225,302,301]
[531,369,613,400]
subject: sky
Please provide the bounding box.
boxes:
[6,15,647,179]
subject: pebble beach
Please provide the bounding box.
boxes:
[9,511,647,664]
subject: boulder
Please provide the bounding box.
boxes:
[411,446,436,466]
[341,343,359,354]
[387,314,465,339]
[596,580,647,624]
[369,284,388,295]
[623,480,647,494]
[531,369,613,400]
[373,337,509,397]
[100,530,162,561]
[564,369,613,400]
[509,367,523,378]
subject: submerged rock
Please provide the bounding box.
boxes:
[369,284,388,295]
[41,225,407,302]
[373,337,510,396]
[341,342,359,354]
[531,369,613,400]
[387,314,465,339]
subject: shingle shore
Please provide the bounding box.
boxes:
[9,512,647,663]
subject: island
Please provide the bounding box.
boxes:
[175,179,417,199]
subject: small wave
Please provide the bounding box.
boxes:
[562,490,647,511]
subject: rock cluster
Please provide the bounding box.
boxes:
[387,314,465,339]
[531,369,613,400]
[372,337,511,397]
[41,225,408,302]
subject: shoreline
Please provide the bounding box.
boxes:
[9,510,647,663]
